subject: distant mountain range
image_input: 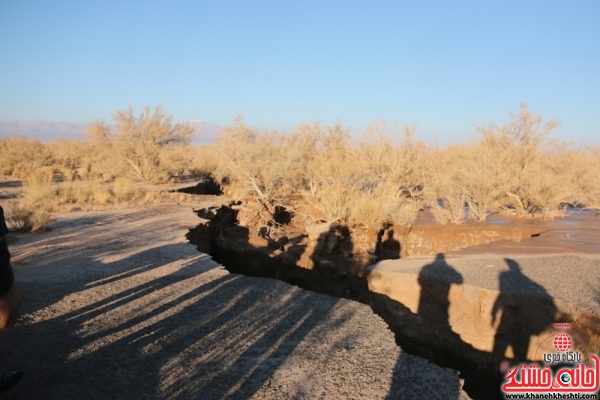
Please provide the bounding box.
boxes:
[0,120,221,145]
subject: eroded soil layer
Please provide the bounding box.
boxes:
[187,204,600,400]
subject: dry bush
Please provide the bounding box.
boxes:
[74,180,112,205]
[55,179,139,207]
[2,103,598,230]
[458,143,507,221]
[347,187,419,228]
[215,104,600,230]
[215,103,600,230]
[22,170,55,205]
[86,106,193,183]
[427,142,507,223]
[111,177,142,202]
[476,103,567,217]
[552,147,600,209]
[46,139,90,181]
[7,170,54,231]
[298,127,420,228]
[296,122,359,224]
[354,122,430,200]
[0,137,53,178]
[508,151,576,217]
[213,117,303,227]
[189,145,220,177]
[215,119,421,231]
[5,206,33,231]
[427,151,467,224]
[5,205,51,232]
[0,107,204,217]
[425,104,587,221]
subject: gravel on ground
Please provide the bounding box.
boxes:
[0,205,469,400]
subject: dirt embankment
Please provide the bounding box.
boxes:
[188,203,546,275]
[187,203,600,400]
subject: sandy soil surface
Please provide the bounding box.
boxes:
[0,204,468,399]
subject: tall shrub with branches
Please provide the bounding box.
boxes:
[86,107,193,183]
[213,117,303,227]
[477,103,564,217]
[354,122,430,200]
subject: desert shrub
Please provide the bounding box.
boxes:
[4,206,32,231]
[552,147,600,209]
[73,180,112,204]
[347,187,419,228]
[215,119,421,231]
[46,140,86,180]
[296,122,358,224]
[189,145,220,177]
[427,142,507,223]
[586,150,600,208]
[215,104,600,228]
[354,122,430,200]
[6,170,54,231]
[85,107,193,183]
[457,143,506,221]
[427,152,468,224]
[300,129,420,228]
[53,179,113,206]
[21,170,55,205]
[158,146,192,180]
[476,103,566,217]
[5,204,51,232]
[111,177,142,202]
[1,103,597,228]
[214,117,303,227]
[0,137,53,178]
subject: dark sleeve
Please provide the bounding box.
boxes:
[0,206,14,296]
[0,206,7,236]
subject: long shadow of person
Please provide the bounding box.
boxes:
[375,227,401,261]
[310,224,354,275]
[417,253,463,334]
[491,258,557,362]
[385,253,466,399]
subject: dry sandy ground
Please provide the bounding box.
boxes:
[0,204,469,400]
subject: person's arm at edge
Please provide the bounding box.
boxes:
[0,206,20,329]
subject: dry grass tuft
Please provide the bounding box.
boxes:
[5,171,54,231]
[112,177,142,202]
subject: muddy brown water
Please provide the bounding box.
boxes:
[452,209,600,255]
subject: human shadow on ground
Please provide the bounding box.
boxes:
[0,211,368,399]
[1,208,564,400]
[417,253,463,331]
[189,207,475,398]
[375,226,401,261]
[187,209,565,399]
[380,255,560,399]
[18,247,209,317]
[491,258,557,361]
[193,207,367,299]
[384,253,465,399]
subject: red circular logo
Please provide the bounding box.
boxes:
[553,332,572,352]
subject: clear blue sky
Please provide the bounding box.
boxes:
[0,0,599,143]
